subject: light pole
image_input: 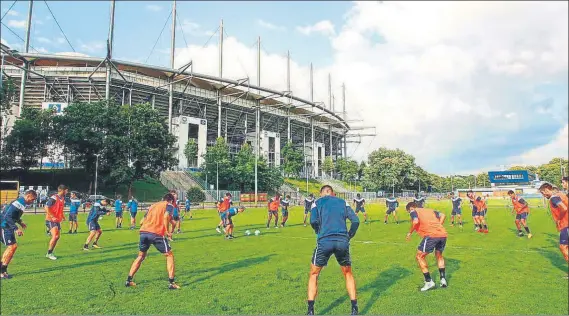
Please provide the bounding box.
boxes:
[392,178,395,196]
[94,154,100,198]
[216,161,219,201]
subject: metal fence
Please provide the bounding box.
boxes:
[204,190,241,202]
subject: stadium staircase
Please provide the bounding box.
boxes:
[314,178,350,193]
[159,171,213,201]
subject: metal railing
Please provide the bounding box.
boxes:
[204,190,241,202]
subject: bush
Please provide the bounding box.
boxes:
[186,186,206,204]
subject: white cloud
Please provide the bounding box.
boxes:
[7,20,26,29]
[145,5,162,12]
[257,19,285,31]
[78,40,106,53]
[5,10,18,17]
[511,124,569,166]
[296,20,335,36]
[173,1,568,173]
[56,38,65,44]
[37,37,51,44]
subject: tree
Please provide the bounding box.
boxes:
[186,187,206,203]
[0,79,15,139]
[257,156,284,193]
[184,138,198,167]
[476,173,490,188]
[201,137,232,189]
[232,143,256,191]
[362,147,418,191]
[537,158,568,187]
[281,141,303,177]
[322,156,335,178]
[358,161,367,181]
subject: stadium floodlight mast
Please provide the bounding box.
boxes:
[216,161,219,201]
[94,154,101,198]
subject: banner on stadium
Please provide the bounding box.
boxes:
[41,102,68,115]
[488,170,534,184]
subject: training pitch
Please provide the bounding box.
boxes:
[1,199,567,315]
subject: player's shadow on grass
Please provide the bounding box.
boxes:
[320,265,412,315]
[539,233,567,274]
[444,258,461,284]
[181,254,275,286]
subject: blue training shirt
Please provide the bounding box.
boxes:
[0,197,27,230]
[128,199,138,213]
[87,203,108,224]
[310,195,360,242]
[115,200,123,212]
[69,199,81,214]
[185,199,191,210]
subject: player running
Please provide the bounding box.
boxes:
[405,202,448,291]
[353,194,368,224]
[216,193,232,233]
[280,195,291,227]
[114,196,124,228]
[384,195,399,224]
[508,190,532,238]
[449,192,463,228]
[83,199,111,250]
[127,197,139,230]
[267,193,281,229]
[538,183,568,273]
[303,194,315,227]
[125,193,179,289]
[308,185,360,315]
[45,184,68,260]
[68,192,81,234]
[221,206,246,239]
[1,190,36,279]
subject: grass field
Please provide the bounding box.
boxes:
[1,198,568,315]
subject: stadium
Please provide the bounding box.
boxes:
[0,0,372,181]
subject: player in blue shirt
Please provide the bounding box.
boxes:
[173,201,182,234]
[68,192,81,234]
[303,194,315,227]
[384,195,400,224]
[280,195,291,227]
[308,185,360,315]
[83,199,111,251]
[114,196,124,229]
[127,197,139,230]
[0,190,37,279]
[449,192,463,228]
[184,197,192,220]
[353,194,368,224]
[221,206,246,239]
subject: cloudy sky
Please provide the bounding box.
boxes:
[1,1,567,175]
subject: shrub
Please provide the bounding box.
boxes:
[186,186,206,203]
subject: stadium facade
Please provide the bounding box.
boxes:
[1,1,372,180]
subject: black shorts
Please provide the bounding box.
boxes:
[115,212,123,218]
[312,239,351,267]
[268,210,279,216]
[386,208,396,215]
[88,222,101,231]
[46,221,61,231]
[0,228,16,245]
[515,212,528,220]
[451,209,462,215]
[355,207,365,213]
[173,215,180,221]
[69,213,78,221]
[139,232,171,254]
[418,237,447,253]
[130,212,137,218]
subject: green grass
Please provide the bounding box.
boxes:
[1,199,568,315]
[102,177,168,202]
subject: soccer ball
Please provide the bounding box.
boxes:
[254,230,261,236]
[245,230,251,236]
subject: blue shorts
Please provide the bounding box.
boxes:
[222,216,233,227]
[356,207,365,213]
[386,208,396,215]
[268,210,279,216]
[173,215,180,221]
[451,209,462,215]
[115,211,123,218]
[130,212,137,218]
[418,237,447,253]
[304,208,311,214]
[515,212,528,220]
[88,222,101,231]
[139,232,171,254]
[46,221,61,231]
[69,213,78,221]
[0,228,16,245]
[282,209,289,217]
[560,227,568,245]
[312,239,351,267]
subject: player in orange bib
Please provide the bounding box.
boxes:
[45,185,69,260]
[405,202,448,292]
[538,183,568,277]
[267,193,281,229]
[216,193,232,234]
[507,190,532,238]
[467,191,488,233]
[125,193,179,289]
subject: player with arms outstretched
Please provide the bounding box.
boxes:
[384,195,399,224]
[353,194,368,224]
[83,199,111,250]
[125,193,179,289]
[508,190,532,238]
[0,190,36,279]
[405,202,448,291]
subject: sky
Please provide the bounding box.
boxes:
[1,1,568,175]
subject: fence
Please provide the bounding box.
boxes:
[204,190,241,202]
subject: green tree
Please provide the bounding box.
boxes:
[281,141,303,177]
[257,156,284,192]
[362,147,418,191]
[322,156,335,178]
[184,138,198,167]
[476,173,490,188]
[537,158,568,187]
[232,143,256,191]
[201,137,232,190]
[358,161,367,181]
[186,187,206,203]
